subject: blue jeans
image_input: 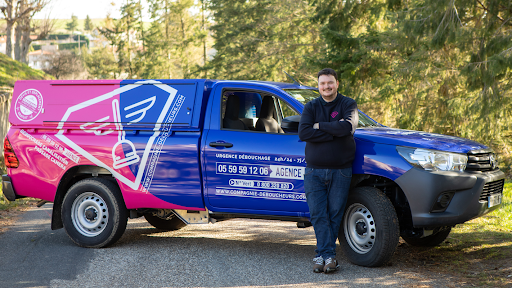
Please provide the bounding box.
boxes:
[304,167,352,259]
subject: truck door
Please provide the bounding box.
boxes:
[203,83,308,217]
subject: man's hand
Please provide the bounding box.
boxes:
[313,123,319,129]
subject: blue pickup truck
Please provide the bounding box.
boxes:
[2,79,505,267]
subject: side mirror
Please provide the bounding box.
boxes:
[281,115,301,133]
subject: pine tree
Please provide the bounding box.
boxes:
[207,0,320,83]
[140,0,204,79]
[84,15,93,32]
[66,15,79,35]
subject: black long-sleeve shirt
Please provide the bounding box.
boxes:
[298,93,358,169]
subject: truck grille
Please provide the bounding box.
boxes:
[466,150,498,172]
[479,179,505,202]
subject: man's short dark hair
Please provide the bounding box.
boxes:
[317,68,338,81]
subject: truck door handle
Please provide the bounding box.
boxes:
[209,141,233,148]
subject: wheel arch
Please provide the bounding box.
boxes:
[351,174,414,232]
[51,165,116,230]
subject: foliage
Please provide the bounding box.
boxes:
[83,47,118,79]
[139,0,205,79]
[42,49,86,80]
[92,0,206,79]
[0,52,49,86]
[207,0,320,83]
[0,193,33,211]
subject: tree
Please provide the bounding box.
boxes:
[15,0,51,63]
[18,16,54,63]
[83,47,118,79]
[84,14,93,32]
[43,49,86,79]
[139,0,205,79]
[1,0,49,60]
[97,0,143,78]
[207,0,320,83]
[66,14,78,35]
[0,0,18,59]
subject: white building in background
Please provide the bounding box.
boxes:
[28,46,56,70]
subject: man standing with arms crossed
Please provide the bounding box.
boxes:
[299,68,358,273]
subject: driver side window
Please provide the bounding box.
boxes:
[221,90,299,134]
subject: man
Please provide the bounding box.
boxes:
[298,68,358,273]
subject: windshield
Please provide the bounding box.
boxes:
[284,89,381,128]
[285,89,320,104]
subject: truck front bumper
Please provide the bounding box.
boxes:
[395,168,505,228]
[2,174,19,202]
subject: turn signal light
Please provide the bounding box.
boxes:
[3,137,19,168]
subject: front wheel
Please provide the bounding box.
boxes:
[339,186,399,267]
[62,178,128,248]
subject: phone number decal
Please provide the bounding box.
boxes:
[216,162,304,180]
[228,179,294,191]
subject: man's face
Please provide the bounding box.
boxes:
[318,74,339,101]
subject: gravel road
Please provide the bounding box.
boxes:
[0,204,462,288]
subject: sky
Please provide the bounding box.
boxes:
[36,0,150,20]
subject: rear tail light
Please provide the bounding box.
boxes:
[3,137,19,168]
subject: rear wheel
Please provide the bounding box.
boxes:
[402,228,452,247]
[340,186,399,267]
[144,213,186,231]
[62,178,127,248]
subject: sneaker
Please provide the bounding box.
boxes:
[312,256,324,273]
[323,257,339,273]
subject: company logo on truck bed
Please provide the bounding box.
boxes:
[15,89,43,122]
[55,80,185,191]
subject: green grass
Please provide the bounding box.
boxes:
[0,188,34,211]
[0,53,50,87]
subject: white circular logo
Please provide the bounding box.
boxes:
[14,89,43,122]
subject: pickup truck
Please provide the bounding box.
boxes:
[2,79,505,267]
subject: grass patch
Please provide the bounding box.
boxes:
[396,182,512,287]
[0,53,50,87]
[0,188,35,211]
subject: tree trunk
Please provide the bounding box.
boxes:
[3,0,15,59]
[14,1,26,62]
[5,20,15,59]
[14,24,22,61]
[20,17,32,64]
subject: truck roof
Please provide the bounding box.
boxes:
[14,79,315,91]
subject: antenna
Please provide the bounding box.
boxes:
[283,71,302,86]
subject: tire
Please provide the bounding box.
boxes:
[62,178,128,248]
[144,213,186,231]
[402,227,451,247]
[339,186,400,267]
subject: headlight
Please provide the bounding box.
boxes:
[396,146,467,172]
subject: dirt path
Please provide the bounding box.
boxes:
[0,203,35,234]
